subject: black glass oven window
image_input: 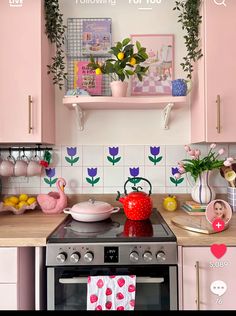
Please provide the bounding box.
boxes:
[51,266,176,310]
[104,247,119,263]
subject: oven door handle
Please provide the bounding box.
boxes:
[59,277,164,284]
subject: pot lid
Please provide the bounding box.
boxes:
[71,199,114,214]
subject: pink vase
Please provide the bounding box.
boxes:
[110,81,128,97]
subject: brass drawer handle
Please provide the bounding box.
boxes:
[216,95,221,134]
[28,95,33,134]
[195,261,200,310]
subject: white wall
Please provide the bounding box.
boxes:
[56,0,190,145]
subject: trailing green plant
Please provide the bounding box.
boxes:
[44,0,67,90]
[173,0,203,79]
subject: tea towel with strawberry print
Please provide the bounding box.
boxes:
[87,275,136,311]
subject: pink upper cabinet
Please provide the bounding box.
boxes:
[191,0,236,143]
[0,0,55,144]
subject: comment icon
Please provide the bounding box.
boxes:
[210,280,227,297]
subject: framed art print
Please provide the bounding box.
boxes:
[130,34,174,95]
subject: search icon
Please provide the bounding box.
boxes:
[214,0,226,6]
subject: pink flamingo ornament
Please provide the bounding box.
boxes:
[37,178,68,214]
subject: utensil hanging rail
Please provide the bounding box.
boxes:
[0,145,53,152]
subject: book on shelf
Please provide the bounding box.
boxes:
[184,200,207,209]
[82,19,112,56]
[181,205,206,216]
[182,203,206,212]
[73,61,102,96]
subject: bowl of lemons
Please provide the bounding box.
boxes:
[0,194,38,215]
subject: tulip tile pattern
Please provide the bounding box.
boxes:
[0,144,232,195]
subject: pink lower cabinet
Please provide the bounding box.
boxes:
[180,247,236,310]
[0,247,35,310]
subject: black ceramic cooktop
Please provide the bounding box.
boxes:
[47,209,176,243]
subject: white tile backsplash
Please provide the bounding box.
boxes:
[166,145,187,165]
[0,144,231,195]
[144,145,165,166]
[83,146,104,166]
[145,166,166,187]
[124,145,145,166]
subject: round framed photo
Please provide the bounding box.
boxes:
[205,199,232,225]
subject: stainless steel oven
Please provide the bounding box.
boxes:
[46,210,178,311]
[47,264,177,310]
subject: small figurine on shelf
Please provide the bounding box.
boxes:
[37,178,68,214]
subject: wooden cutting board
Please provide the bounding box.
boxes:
[171,215,228,234]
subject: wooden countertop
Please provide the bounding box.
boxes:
[158,208,236,246]
[0,193,235,247]
[0,209,67,247]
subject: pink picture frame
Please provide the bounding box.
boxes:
[130,34,174,96]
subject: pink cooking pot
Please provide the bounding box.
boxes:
[64,199,120,222]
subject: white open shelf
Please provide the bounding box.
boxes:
[63,95,187,130]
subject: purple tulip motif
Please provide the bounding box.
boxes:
[107,147,121,166]
[86,168,100,187]
[128,167,141,186]
[170,167,184,187]
[44,168,58,187]
[65,147,80,166]
[148,146,163,165]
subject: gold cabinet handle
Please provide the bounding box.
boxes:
[195,261,200,310]
[28,95,33,134]
[216,95,221,134]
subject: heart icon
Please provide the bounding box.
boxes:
[211,244,227,259]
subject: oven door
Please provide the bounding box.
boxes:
[47,265,178,311]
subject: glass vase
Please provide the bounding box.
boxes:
[191,170,216,204]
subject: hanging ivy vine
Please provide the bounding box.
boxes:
[44,0,67,90]
[173,0,203,79]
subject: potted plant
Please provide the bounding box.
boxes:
[88,38,149,97]
[173,0,203,80]
[174,144,233,204]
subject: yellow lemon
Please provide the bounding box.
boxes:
[3,197,9,203]
[27,197,36,205]
[130,57,136,66]
[95,68,102,75]
[18,201,28,209]
[15,204,20,209]
[4,201,15,207]
[117,52,125,60]
[8,196,19,205]
[19,194,28,202]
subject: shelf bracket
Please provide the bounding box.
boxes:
[162,102,174,130]
[72,103,84,131]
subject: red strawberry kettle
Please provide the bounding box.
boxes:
[116,177,153,220]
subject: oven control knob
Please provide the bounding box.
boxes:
[130,251,139,263]
[143,251,153,262]
[84,252,94,263]
[156,251,166,262]
[56,252,67,263]
[70,252,80,263]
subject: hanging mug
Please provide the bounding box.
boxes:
[171,79,192,96]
